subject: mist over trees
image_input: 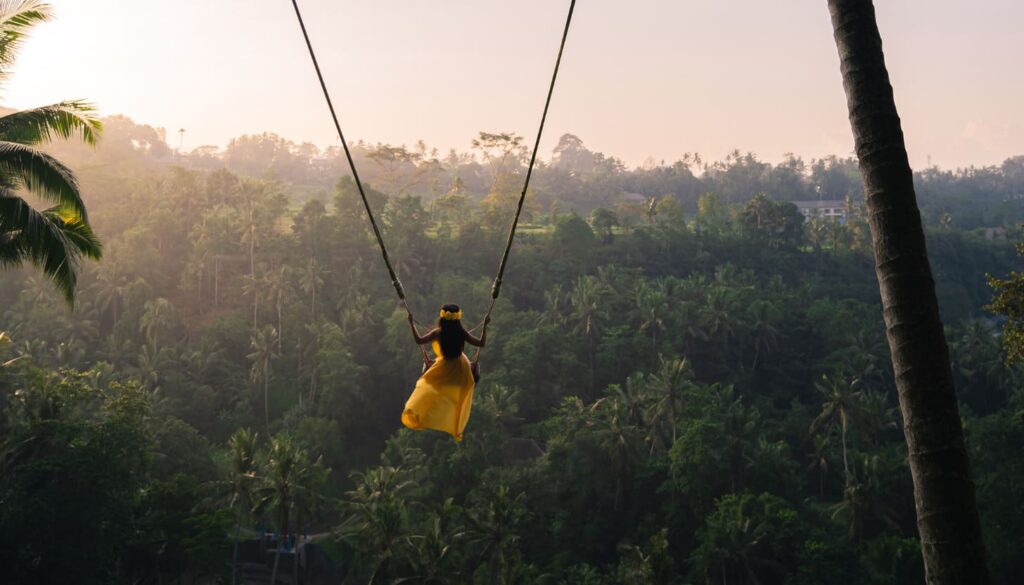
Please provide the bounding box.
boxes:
[3,114,1024,584]
[134,123,1024,231]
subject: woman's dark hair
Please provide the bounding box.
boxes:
[437,303,467,359]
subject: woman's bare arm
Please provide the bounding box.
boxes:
[408,314,439,345]
[465,314,491,347]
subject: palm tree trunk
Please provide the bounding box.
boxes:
[249,221,256,278]
[231,509,242,585]
[309,332,318,404]
[215,257,220,307]
[827,1,988,582]
[841,419,849,486]
[277,298,284,352]
[270,544,282,585]
[264,367,270,430]
[250,212,257,327]
[270,511,289,585]
[613,476,621,512]
[293,511,301,585]
[588,336,595,393]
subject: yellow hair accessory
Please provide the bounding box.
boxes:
[439,309,463,321]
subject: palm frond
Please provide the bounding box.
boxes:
[0,1,52,77]
[0,191,101,305]
[0,140,86,220]
[0,101,102,146]
[49,206,100,259]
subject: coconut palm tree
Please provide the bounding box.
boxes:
[465,485,528,584]
[139,297,176,347]
[827,2,988,580]
[716,387,762,495]
[746,300,781,370]
[223,428,259,585]
[0,1,103,305]
[807,435,833,500]
[13,273,53,311]
[299,258,326,319]
[700,288,737,343]
[248,325,279,429]
[239,189,259,280]
[856,388,899,449]
[593,385,644,510]
[569,275,607,391]
[633,280,668,350]
[480,384,523,434]
[240,267,263,329]
[677,301,708,358]
[831,455,901,545]
[297,320,319,403]
[289,450,328,585]
[93,264,130,329]
[843,326,890,390]
[644,357,691,453]
[695,494,777,585]
[179,338,227,386]
[569,276,605,339]
[264,265,292,351]
[949,321,1009,411]
[806,215,828,254]
[252,434,324,585]
[616,529,677,585]
[135,342,172,393]
[742,192,772,231]
[810,373,862,485]
[536,283,567,327]
[51,310,95,366]
[398,499,466,585]
[337,465,416,585]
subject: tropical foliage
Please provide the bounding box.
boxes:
[0,1,102,302]
[2,115,1024,584]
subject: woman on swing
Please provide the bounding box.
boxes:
[403,304,490,442]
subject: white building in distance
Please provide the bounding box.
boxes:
[792,200,847,222]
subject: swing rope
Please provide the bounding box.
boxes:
[291,0,429,363]
[472,0,576,362]
[290,0,409,310]
[488,0,577,312]
[290,0,577,361]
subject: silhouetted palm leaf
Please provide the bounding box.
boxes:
[0,1,52,78]
[0,193,101,303]
[0,101,101,146]
[0,141,87,219]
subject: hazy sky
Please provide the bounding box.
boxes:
[5,1,1023,169]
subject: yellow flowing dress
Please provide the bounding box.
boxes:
[402,339,475,441]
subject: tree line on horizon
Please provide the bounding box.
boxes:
[43,112,1024,233]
